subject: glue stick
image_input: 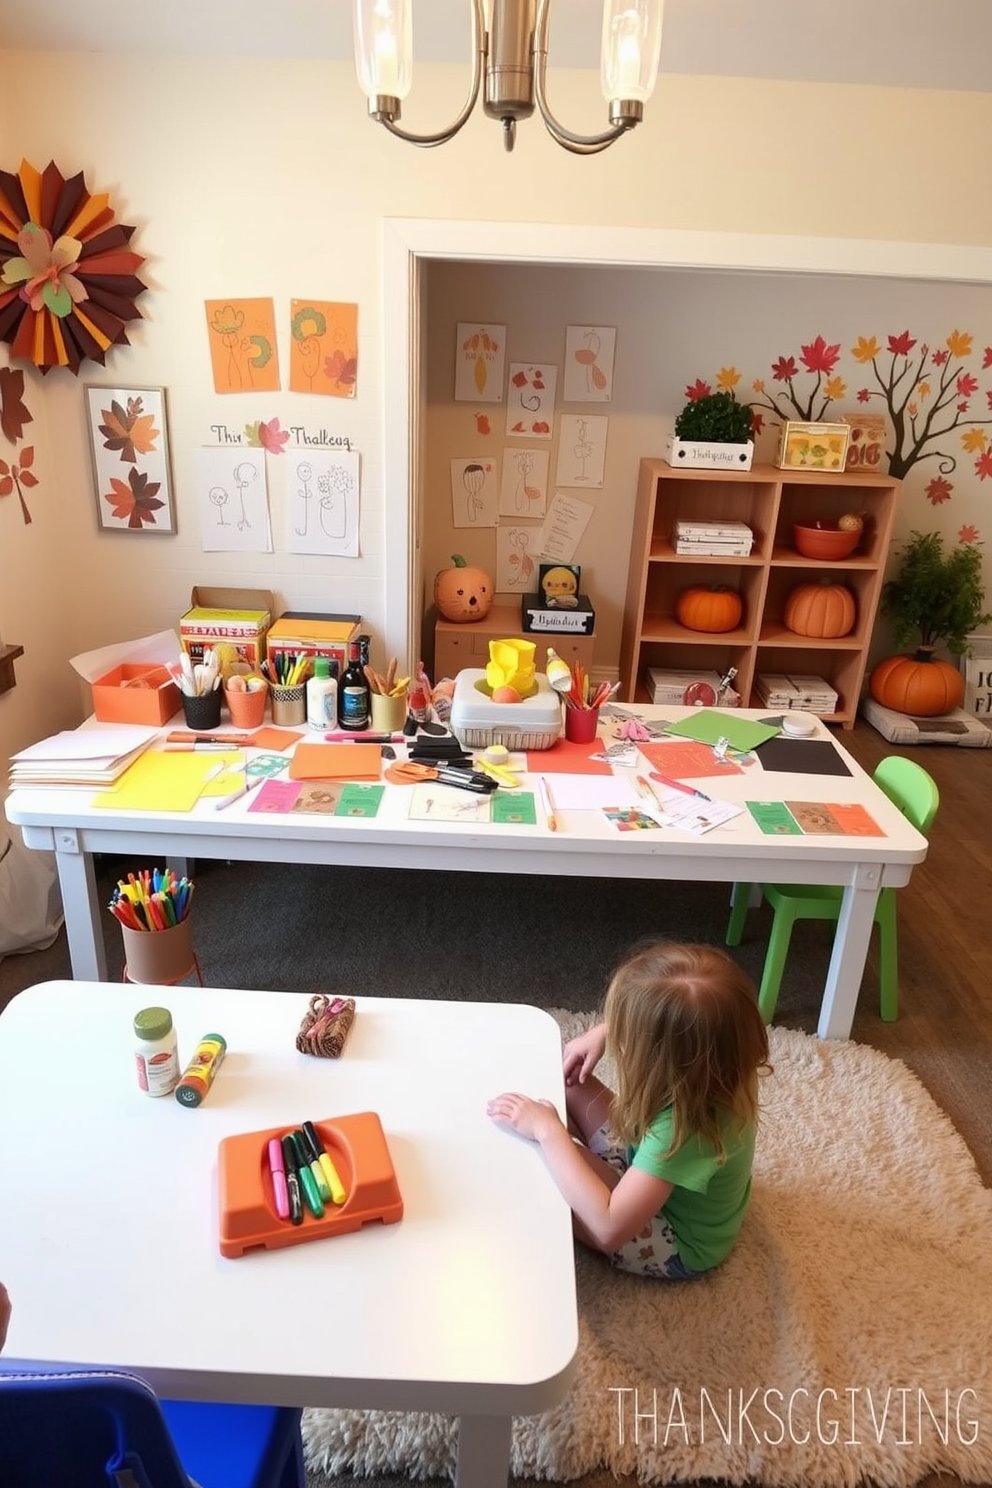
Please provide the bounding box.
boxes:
[175,1032,227,1107]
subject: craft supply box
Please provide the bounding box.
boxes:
[450,668,562,750]
[91,663,181,724]
[266,612,361,675]
[180,586,274,669]
[520,594,596,636]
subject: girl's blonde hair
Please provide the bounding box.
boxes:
[604,940,770,1159]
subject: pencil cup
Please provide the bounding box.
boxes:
[182,689,222,731]
[270,682,306,726]
[224,679,268,729]
[564,705,600,744]
[370,690,408,732]
[121,917,196,985]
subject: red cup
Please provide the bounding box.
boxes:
[564,705,600,744]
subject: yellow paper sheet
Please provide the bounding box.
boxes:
[94,751,244,811]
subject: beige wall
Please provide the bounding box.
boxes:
[3,51,992,768]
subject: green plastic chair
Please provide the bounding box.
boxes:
[726,755,939,1024]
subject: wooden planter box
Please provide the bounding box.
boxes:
[665,434,754,471]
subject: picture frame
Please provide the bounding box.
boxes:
[85,385,176,534]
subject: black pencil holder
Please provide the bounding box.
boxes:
[182,690,222,730]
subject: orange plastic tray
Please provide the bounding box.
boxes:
[217,1111,403,1258]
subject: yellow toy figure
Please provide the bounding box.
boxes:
[540,565,579,608]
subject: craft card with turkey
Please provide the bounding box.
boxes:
[454,322,506,403]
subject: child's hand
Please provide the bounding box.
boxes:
[562,1023,607,1085]
[487,1093,561,1143]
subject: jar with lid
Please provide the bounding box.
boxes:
[134,1005,180,1096]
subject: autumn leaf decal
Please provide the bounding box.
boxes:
[244,417,289,454]
[0,445,40,524]
[103,467,164,527]
[98,397,160,464]
[324,348,357,391]
[0,367,33,444]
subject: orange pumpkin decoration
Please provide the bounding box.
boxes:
[675,585,743,633]
[784,582,856,638]
[869,650,965,717]
[434,554,494,623]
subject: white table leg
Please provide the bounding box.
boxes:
[455,1414,511,1488]
[817,862,881,1040]
[52,832,107,981]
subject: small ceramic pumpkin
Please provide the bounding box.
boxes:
[869,651,965,716]
[675,585,743,634]
[784,582,856,638]
[434,554,494,623]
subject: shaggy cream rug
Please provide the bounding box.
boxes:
[303,1015,992,1486]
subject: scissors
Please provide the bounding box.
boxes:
[385,761,496,794]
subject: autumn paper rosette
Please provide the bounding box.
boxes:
[0,159,147,374]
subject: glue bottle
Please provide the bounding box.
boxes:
[306,656,338,729]
[175,1032,227,1107]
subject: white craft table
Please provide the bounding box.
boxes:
[4,709,929,1038]
[0,984,578,1488]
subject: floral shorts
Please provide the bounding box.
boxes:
[589,1125,702,1282]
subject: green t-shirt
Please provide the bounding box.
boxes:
[630,1107,755,1272]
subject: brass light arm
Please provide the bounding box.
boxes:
[532,0,635,155]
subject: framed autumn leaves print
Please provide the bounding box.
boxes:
[86,386,176,534]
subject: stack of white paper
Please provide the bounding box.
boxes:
[9,726,160,789]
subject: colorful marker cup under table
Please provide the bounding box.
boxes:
[563,704,600,744]
[121,916,197,986]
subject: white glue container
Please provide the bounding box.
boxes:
[306,657,338,729]
[134,1005,180,1096]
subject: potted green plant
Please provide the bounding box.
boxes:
[667,391,754,471]
[869,530,992,716]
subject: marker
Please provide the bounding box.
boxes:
[323,731,405,743]
[649,772,712,801]
[539,776,558,832]
[211,773,266,810]
[294,1126,331,1203]
[280,1133,304,1225]
[267,1137,290,1220]
[302,1119,347,1205]
[291,1130,325,1218]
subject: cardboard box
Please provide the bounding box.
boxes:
[520,594,596,636]
[775,422,850,471]
[180,586,274,670]
[91,664,181,725]
[266,613,362,675]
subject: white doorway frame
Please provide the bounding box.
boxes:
[381,218,992,664]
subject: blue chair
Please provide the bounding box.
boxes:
[726,755,940,1024]
[0,1367,305,1488]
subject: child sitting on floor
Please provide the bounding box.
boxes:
[487,940,770,1280]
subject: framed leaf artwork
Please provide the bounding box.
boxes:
[85,385,176,534]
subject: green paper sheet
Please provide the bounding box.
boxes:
[665,710,780,752]
[492,790,537,825]
[746,801,803,835]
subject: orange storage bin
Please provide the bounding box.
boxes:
[217,1110,403,1258]
[92,664,181,724]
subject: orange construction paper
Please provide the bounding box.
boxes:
[289,299,358,397]
[205,297,280,394]
[254,725,304,751]
[526,740,613,775]
[289,742,382,781]
[637,739,744,779]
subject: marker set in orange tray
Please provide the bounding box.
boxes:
[217,1111,403,1258]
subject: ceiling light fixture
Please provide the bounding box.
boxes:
[353,0,665,154]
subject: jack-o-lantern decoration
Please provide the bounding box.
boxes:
[784,582,856,638]
[434,554,494,624]
[675,585,743,634]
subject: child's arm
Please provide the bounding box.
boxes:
[487,1093,673,1252]
[562,1022,607,1085]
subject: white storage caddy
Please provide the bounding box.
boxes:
[450,669,562,751]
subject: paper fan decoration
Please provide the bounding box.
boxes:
[0,159,147,375]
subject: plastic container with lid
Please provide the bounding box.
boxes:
[134,1006,180,1096]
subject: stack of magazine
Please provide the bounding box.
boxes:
[673,519,753,557]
